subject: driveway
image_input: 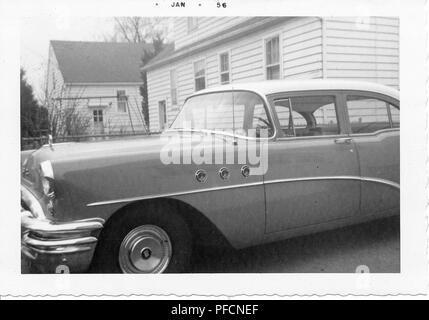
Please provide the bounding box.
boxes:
[192,216,400,273]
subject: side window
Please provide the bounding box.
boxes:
[234,91,273,137]
[389,104,400,128]
[292,111,307,131]
[175,91,274,137]
[274,95,339,137]
[346,95,397,134]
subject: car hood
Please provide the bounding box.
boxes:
[27,134,166,164]
[22,134,166,185]
[21,131,235,221]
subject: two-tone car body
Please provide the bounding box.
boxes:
[21,79,399,273]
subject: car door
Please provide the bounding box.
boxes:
[342,92,400,216]
[264,91,361,233]
[168,90,269,249]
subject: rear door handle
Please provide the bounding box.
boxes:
[334,137,353,144]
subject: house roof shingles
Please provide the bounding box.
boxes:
[51,40,152,83]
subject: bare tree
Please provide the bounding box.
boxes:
[43,84,92,140]
[110,17,171,44]
[107,17,171,129]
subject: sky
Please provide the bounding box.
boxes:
[20,16,115,99]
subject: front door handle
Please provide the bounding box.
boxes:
[334,137,353,144]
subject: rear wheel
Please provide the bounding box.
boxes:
[91,204,192,273]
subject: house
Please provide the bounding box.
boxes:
[143,17,399,132]
[46,40,151,135]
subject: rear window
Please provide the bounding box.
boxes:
[346,95,399,133]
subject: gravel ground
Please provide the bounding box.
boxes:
[191,216,400,273]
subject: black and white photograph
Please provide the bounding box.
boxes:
[0,0,427,298]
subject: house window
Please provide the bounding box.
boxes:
[187,17,198,33]
[265,35,281,80]
[117,90,127,112]
[158,100,167,130]
[219,52,230,85]
[93,109,103,123]
[194,60,206,91]
[170,69,178,105]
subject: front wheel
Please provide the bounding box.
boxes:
[91,204,192,273]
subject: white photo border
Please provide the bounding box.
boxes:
[0,0,427,297]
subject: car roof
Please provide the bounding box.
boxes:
[190,79,399,101]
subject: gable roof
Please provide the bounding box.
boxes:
[50,40,152,84]
[143,17,292,72]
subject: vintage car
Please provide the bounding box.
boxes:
[21,80,399,273]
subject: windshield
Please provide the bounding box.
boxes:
[170,91,274,138]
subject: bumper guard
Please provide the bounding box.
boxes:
[21,210,104,273]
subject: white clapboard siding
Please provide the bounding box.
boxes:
[325,17,399,89]
[65,84,145,134]
[147,17,324,131]
[283,17,323,79]
[174,17,251,50]
[147,16,399,132]
[148,65,175,131]
[206,53,220,88]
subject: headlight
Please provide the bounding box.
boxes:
[40,160,55,199]
[41,177,54,198]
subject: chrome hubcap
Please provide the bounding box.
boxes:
[119,225,172,273]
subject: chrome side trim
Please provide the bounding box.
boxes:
[87,181,264,207]
[275,128,399,143]
[360,177,400,190]
[264,176,400,190]
[86,175,399,207]
[348,128,399,138]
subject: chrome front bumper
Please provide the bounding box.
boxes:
[21,210,104,273]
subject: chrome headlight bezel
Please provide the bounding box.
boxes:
[39,160,55,216]
[40,160,55,199]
